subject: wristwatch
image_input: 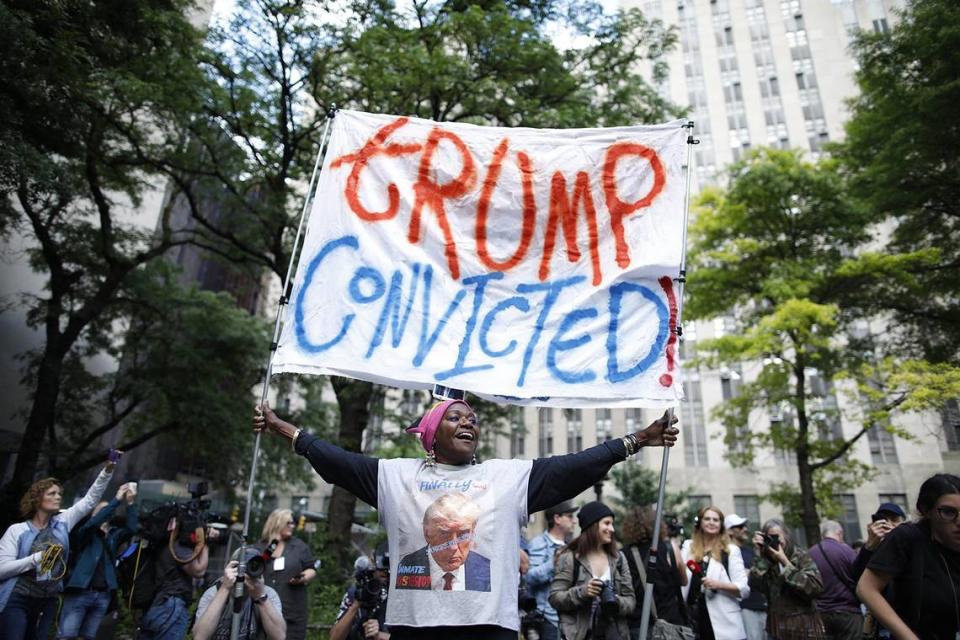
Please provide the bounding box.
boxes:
[253,593,269,605]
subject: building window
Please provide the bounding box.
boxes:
[510,409,526,458]
[539,409,554,456]
[942,399,960,451]
[683,378,709,466]
[877,493,909,518]
[567,409,583,453]
[872,18,889,33]
[733,495,761,531]
[720,368,742,401]
[596,408,613,442]
[689,495,714,518]
[867,425,898,463]
[291,495,309,511]
[836,494,863,542]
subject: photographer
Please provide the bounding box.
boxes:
[549,502,635,640]
[331,546,390,640]
[193,550,285,640]
[748,519,824,640]
[257,509,317,640]
[139,522,212,639]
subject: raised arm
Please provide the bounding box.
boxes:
[528,411,678,513]
[61,463,115,530]
[254,403,379,507]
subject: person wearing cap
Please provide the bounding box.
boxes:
[253,399,678,640]
[850,502,907,584]
[330,544,391,640]
[725,513,767,640]
[193,549,285,640]
[550,501,636,640]
[808,520,862,640]
[527,500,578,640]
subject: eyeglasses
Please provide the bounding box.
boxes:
[935,506,959,522]
[286,521,296,526]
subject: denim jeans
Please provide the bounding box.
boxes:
[0,591,57,640]
[58,590,111,639]
[139,596,189,640]
[741,608,768,640]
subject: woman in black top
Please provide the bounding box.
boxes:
[620,505,688,638]
[254,399,678,640]
[857,473,960,640]
[258,508,317,640]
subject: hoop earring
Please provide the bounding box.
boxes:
[425,448,437,468]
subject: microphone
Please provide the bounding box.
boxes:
[686,559,702,575]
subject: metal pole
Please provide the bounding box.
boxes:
[231,105,338,640]
[638,120,696,640]
[244,105,337,539]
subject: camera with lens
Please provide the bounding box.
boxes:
[762,532,781,551]
[518,577,544,640]
[245,539,279,579]
[665,514,684,539]
[599,579,619,616]
[351,545,388,638]
[141,481,220,547]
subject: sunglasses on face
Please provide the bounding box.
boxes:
[935,506,959,523]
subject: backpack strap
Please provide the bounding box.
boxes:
[817,542,857,596]
[625,545,658,620]
[572,552,580,587]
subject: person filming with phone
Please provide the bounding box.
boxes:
[748,519,824,639]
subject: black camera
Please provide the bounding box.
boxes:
[246,539,279,579]
[141,481,219,548]
[518,577,544,640]
[665,514,684,539]
[599,579,619,616]
[354,568,383,612]
[763,533,781,551]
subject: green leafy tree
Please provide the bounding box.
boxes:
[0,0,284,525]
[684,148,957,542]
[836,0,960,362]
[184,0,681,565]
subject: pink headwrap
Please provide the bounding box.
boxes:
[405,398,475,453]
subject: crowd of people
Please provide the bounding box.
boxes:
[0,398,956,640]
[519,480,960,640]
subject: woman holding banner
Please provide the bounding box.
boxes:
[253,398,678,640]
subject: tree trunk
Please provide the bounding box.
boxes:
[794,364,821,544]
[1,343,64,530]
[328,377,375,570]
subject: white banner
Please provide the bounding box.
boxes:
[273,110,687,407]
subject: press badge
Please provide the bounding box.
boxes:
[273,557,285,572]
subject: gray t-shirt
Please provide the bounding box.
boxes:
[378,458,532,630]
[195,583,283,640]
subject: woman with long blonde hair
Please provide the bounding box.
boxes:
[681,506,750,640]
[257,508,317,640]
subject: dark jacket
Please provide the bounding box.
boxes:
[65,498,138,591]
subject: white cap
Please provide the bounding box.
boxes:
[724,514,748,529]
